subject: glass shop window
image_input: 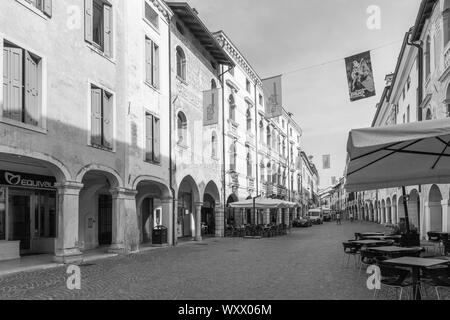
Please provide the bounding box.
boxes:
[34,192,56,238]
[0,188,5,240]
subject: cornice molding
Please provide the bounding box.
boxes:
[215,32,263,89]
[149,0,173,22]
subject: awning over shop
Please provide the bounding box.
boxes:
[345,118,450,192]
[229,199,299,210]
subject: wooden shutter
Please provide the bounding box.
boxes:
[24,51,40,126]
[102,91,113,149]
[43,0,52,17]
[145,114,153,161]
[153,44,159,88]
[91,87,102,146]
[3,47,23,122]
[103,4,112,57]
[153,117,160,162]
[85,0,93,43]
[145,38,152,84]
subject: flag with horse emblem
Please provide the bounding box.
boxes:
[203,89,219,126]
[345,51,376,102]
[263,75,283,118]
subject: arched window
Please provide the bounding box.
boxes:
[267,162,272,183]
[277,134,281,154]
[282,139,286,157]
[266,127,271,148]
[444,1,450,46]
[211,79,217,89]
[425,108,433,120]
[246,152,252,178]
[229,143,237,171]
[272,131,277,150]
[176,46,186,81]
[446,84,450,117]
[277,166,282,186]
[260,161,265,182]
[229,94,236,121]
[272,164,277,185]
[211,131,217,158]
[425,36,431,79]
[246,109,252,131]
[177,112,187,145]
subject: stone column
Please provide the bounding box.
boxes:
[109,188,138,254]
[442,199,450,233]
[263,209,270,225]
[194,202,203,241]
[215,202,224,237]
[54,182,84,264]
[161,198,174,246]
[277,209,282,224]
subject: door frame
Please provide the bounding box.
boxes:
[8,188,34,254]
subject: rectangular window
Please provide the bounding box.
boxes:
[85,0,113,57]
[24,0,52,17]
[246,79,251,93]
[407,105,410,123]
[145,37,160,88]
[259,94,263,106]
[91,85,114,150]
[3,41,42,127]
[407,76,411,90]
[145,113,160,163]
[144,1,159,30]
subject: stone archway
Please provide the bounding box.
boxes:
[408,189,420,230]
[427,185,443,233]
[177,176,201,241]
[203,181,222,237]
[386,198,392,224]
[134,177,172,246]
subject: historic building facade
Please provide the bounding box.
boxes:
[0,0,319,263]
[347,0,450,238]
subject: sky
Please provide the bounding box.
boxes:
[186,0,422,189]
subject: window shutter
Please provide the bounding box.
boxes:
[3,47,23,122]
[153,44,159,88]
[91,87,102,146]
[43,0,52,17]
[145,114,154,161]
[145,38,152,84]
[84,0,93,43]
[102,91,113,149]
[153,117,160,162]
[103,4,112,57]
[24,51,40,126]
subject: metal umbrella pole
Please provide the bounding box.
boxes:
[401,186,411,234]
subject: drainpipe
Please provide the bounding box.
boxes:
[407,30,423,122]
[407,29,423,234]
[168,17,177,246]
[254,82,259,198]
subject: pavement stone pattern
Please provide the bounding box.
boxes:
[0,221,449,300]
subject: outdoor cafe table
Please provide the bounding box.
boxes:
[360,232,384,237]
[383,257,450,300]
[351,240,389,246]
[364,235,402,241]
[367,246,423,257]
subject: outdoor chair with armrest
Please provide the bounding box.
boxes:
[342,242,361,268]
[373,261,416,300]
[422,266,450,300]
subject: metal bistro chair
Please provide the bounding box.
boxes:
[359,247,383,274]
[422,265,450,300]
[373,258,417,300]
[342,242,361,268]
[428,232,443,255]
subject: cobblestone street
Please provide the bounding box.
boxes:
[0,221,390,300]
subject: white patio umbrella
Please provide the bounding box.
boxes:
[345,118,450,233]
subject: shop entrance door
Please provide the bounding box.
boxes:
[98,195,112,246]
[9,193,31,252]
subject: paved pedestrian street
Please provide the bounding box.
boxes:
[0,221,396,300]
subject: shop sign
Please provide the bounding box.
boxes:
[0,170,56,190]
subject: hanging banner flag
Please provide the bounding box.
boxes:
[345,51,376,102]
[322,155,331,170]
[263,75,283,118]
[203,89,220,126]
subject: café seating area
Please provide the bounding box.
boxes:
[225,224,289,238]
[342,231,450,300]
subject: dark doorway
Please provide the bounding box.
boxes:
[98,194,112,246]
[142,198,154,244]
[202,194,215,236]
[10,194,31,251]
